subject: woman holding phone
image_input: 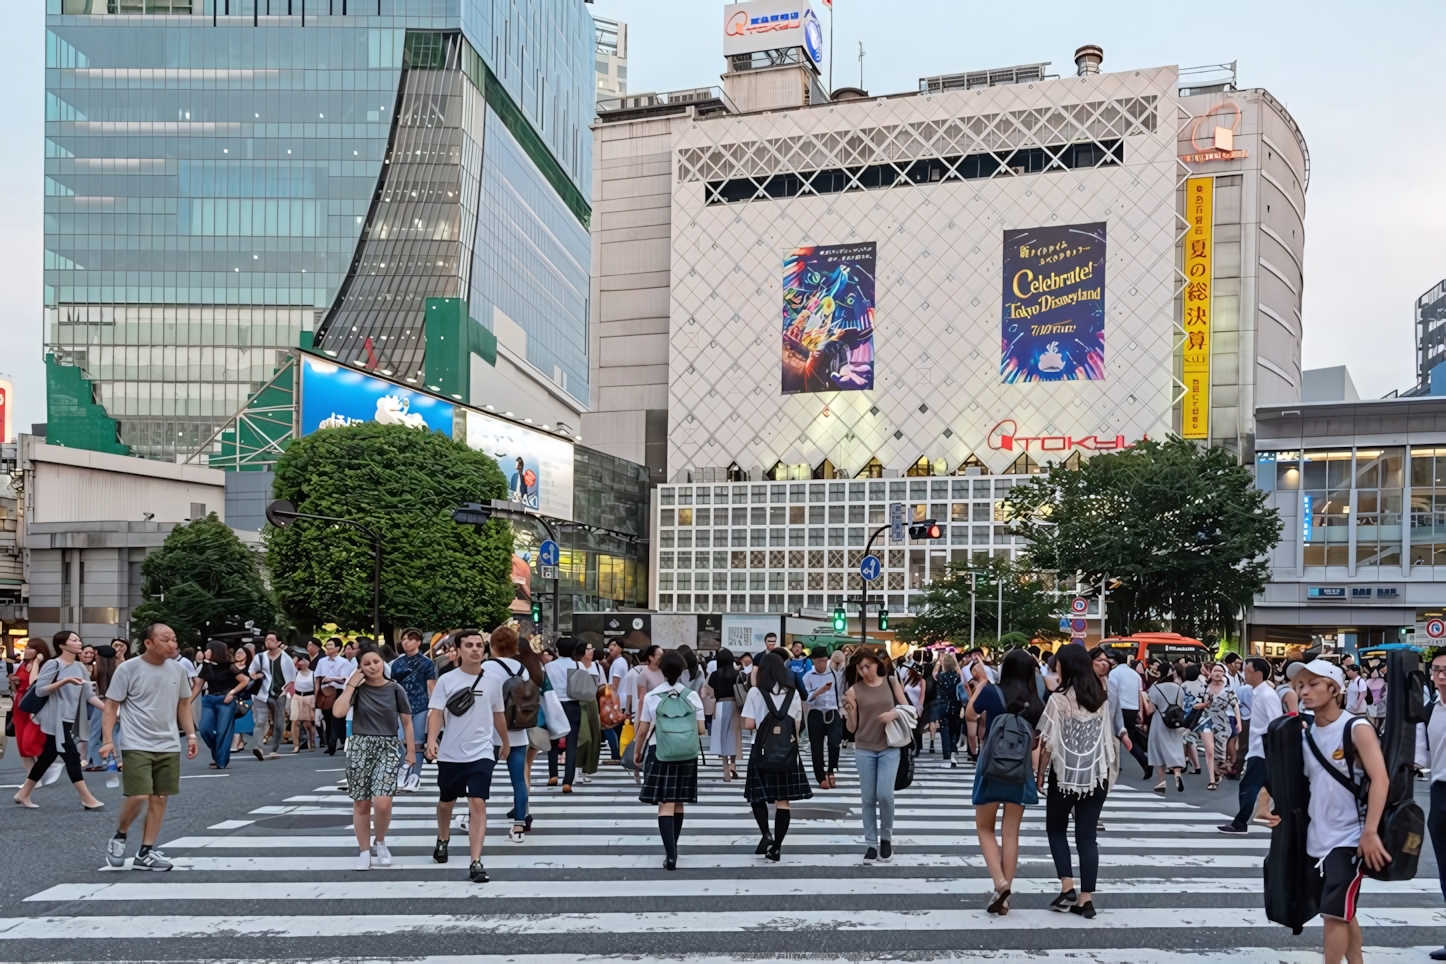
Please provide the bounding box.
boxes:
[332,650,414,871]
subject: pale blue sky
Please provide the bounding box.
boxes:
[4,2,1443,433]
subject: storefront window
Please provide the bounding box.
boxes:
[1410,448,1446,567]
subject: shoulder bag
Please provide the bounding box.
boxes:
[445,672,485,716]
[884,678,917,749]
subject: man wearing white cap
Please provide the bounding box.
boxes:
[1288,658,1390,964]
[1217,657,1281,835]
[1415,648,1446,960]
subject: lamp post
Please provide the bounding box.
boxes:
[266,499,383,643]
[452,500,562,642]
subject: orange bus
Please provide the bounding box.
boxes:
[1099,632,1211,664]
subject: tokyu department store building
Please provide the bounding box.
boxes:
[584,7,1309,616]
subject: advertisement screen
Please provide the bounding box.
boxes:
[463,409,575,520]
[299,357,455,437]
[781,242,876,395]
[1000,222,1106,382]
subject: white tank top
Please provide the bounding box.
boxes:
[1302,712,1371,858]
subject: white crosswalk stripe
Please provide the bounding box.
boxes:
[15,746,1445,960]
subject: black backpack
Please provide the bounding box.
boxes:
[487,659,541,731]
[1262,714,1317,934]
[756,690,799,772]
[982,711,1034,785]
[1160,685,1188,729]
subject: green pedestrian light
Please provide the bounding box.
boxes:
[878,608,889,631]
[832,606,847,633]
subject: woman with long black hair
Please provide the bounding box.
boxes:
[741,650,811,861]
[968,649,1046,915]
[1036,644,1118,919]
[707,649,742,780]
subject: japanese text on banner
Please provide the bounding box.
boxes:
[1182,177,1213,439]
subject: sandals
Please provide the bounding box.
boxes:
[1153,783,1166,795]
[1206,780,1219,791]
[1175,773,1185,793]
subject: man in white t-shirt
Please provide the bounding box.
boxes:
[1218,657,1282,835]
[1288,659,1390,964]
[313,639,355,755]
[1344,663,1368,717]
[1107,653,1150,778]
[426,629,506,884]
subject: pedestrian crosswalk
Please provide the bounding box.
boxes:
[13,746,1446,960]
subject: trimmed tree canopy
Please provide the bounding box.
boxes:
[266,423,514,636]
[1002,437,1281,643]
[130,513,277,647]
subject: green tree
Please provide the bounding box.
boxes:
[899,555,1061,646]
[1002,437,1282,644]
[266,422,514,635]
[129,513,278,647]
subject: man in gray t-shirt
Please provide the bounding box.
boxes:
[101,623,197,872]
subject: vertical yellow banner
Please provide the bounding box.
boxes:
[1182,177,1213,439]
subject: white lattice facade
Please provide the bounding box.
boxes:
[652,476,1026,615]
[667,67,1184,480]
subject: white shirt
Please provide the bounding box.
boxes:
[608,656,627,689]
[802,668,841,712]
[292,669,315,695]
[583,661,605,685]
[176,655,200,679]
[638,682,704,748]
[248,651,296,694]
[621,666,643,713]
[546,656,579,701]
[742,685,803,726]
[1345,677,1368,716]
[1303,712,1373,857]
[1246,680,1282,760]
[427,669,505,763]
[1231,673,1253,719]
[314,655,354,690]
[480,657,530,750]
[1107,663,1141,712]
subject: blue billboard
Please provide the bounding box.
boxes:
[299,357,455,438]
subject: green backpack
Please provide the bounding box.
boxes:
[654,690,700,763]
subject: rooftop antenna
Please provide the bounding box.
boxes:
[858,41,865,90]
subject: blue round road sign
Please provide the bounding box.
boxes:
[859,554,882,581]
[539,540,559,568]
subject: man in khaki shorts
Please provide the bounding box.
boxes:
[100,623,197,871]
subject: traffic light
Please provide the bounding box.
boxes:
[878,608,889,631]
[530,600,542,623]
[832,606,847,633]
[908,519,942,540]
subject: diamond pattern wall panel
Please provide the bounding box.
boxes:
[668,68,1182,477]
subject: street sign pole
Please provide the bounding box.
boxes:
[860,523,890,651]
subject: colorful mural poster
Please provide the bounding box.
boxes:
[781,242,876,394]
[299,356,455,437]
[1000,222,1106,382]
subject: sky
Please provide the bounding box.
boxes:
[3,2,1443,433]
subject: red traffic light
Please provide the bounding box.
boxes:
[908,520,941,540]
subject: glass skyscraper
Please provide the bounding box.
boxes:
[44,0,593,460]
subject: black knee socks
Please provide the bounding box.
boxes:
[657,815,677,859]
[673,811,685,846]
[751,801,770,837]
[774,808,791,846]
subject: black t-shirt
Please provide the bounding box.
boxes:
[199,662,242,697]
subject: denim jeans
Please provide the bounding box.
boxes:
[855,746,900,847]
[199,694,239,769]
[505,743,530,821]
[1230,755,1269,831]
[87,702,105,765]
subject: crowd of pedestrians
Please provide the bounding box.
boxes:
[2,621,1435,964]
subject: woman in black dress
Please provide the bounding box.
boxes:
[741,650,812,862]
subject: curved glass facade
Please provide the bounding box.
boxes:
[44,1,593,460]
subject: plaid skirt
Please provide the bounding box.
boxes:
[743,745,813,804]
[639,746,698,804]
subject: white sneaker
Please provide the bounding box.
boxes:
[41,762,62,787]
[509,827,525,844]
[372,841,392,867]
[580,774,593,784]
[354,850,371,872]
[404,771,421,793]
[105,836,127,868]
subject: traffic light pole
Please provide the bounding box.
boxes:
[453,500,560,643]
[860,523,891,650]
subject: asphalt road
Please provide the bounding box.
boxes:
[0,726,1443,963]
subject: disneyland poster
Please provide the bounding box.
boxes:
[1000,222,1106,382]
[781,242,876,394]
